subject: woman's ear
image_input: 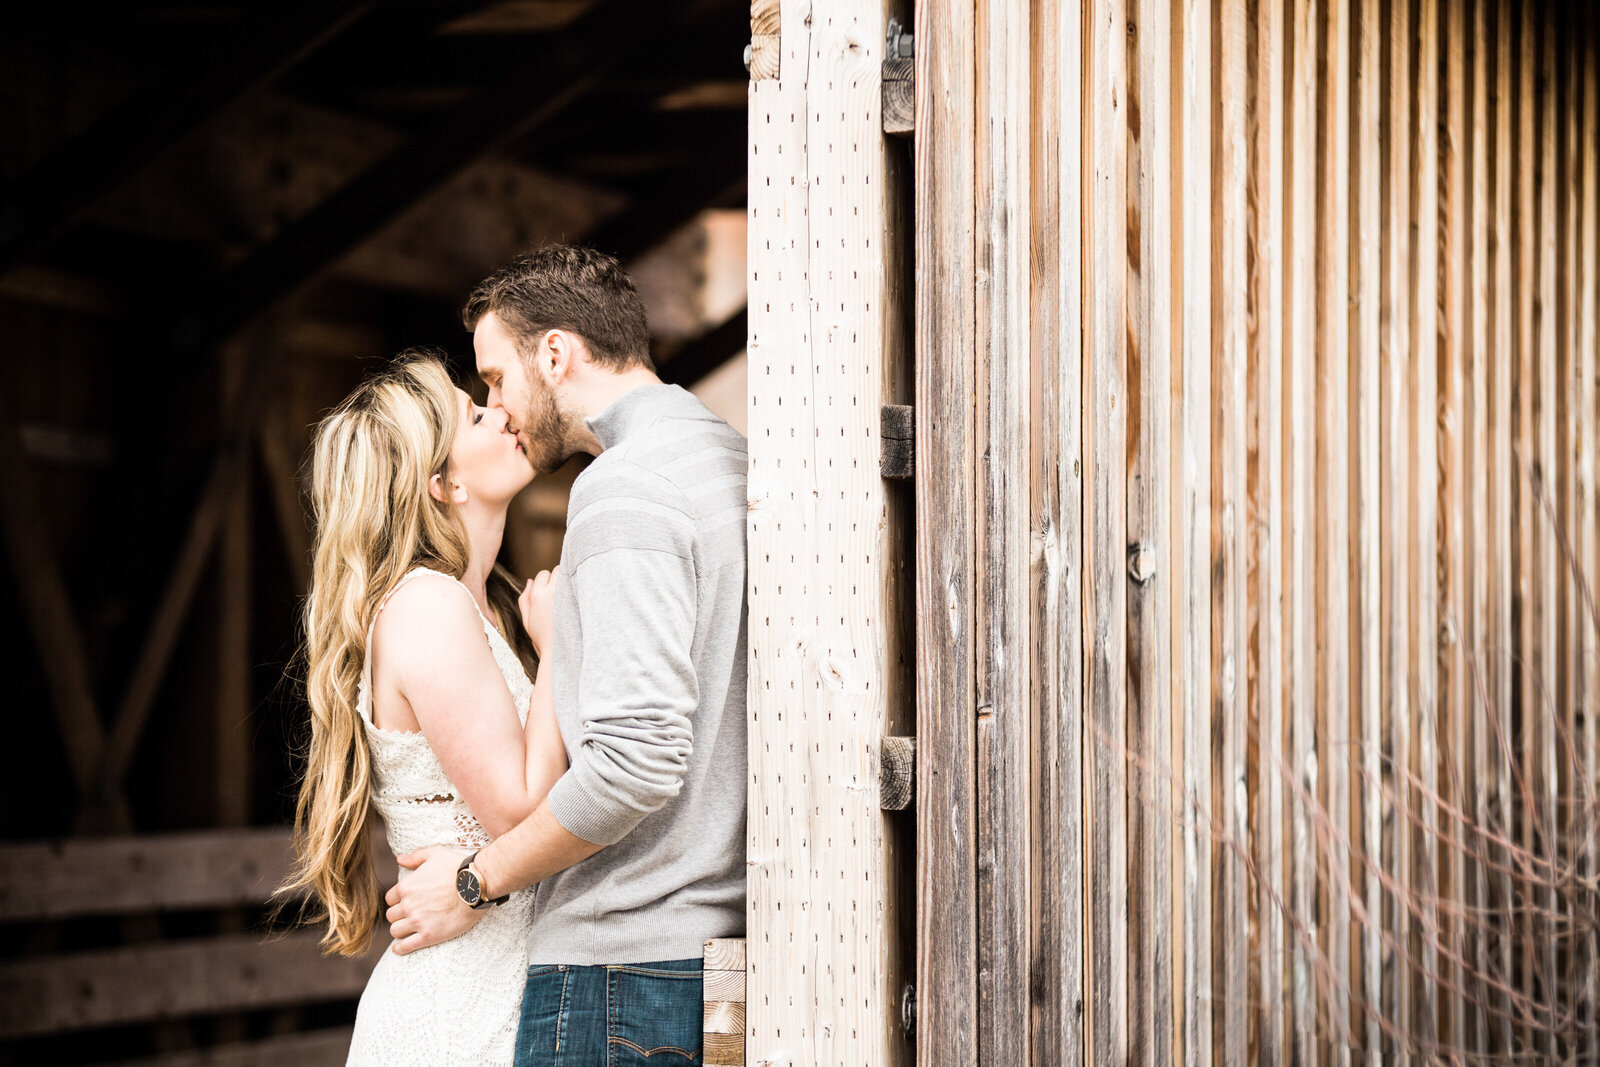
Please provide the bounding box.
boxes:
[428,473,460,505]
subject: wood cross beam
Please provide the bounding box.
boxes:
[579,134,748,261]
[0,0,373,276]
[660,306,749,388]
[163,0,664,366]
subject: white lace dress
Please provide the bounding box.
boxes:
[346,568,538,1067]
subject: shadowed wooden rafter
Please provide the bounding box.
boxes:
[0,0,373,276]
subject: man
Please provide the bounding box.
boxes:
[384,245,748,1065]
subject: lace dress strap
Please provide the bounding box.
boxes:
[359,566,498,724]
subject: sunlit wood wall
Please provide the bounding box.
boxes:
[913,0,1600,1062]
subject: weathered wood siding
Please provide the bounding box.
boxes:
[894,0,1600,1061]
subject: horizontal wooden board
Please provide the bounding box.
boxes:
[0,931,384,1038]
[0,829,399,922]
[0,830,298,921]
[88,1025,354,1067]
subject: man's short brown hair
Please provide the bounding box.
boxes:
[462,244,654,372]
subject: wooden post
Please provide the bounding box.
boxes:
[745,0,915,1062]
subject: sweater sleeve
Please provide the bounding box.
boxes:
[543,465,699,847]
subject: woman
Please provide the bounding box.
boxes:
[281,352,566,1066]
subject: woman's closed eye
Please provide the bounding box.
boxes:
[472,408,484,425]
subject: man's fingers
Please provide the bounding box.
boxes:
[386,901,406,923]
[389,916,419,941]
[385,884,402,907]
[390,932,427,957]
[395,851,423,870]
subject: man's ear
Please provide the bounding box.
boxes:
[543,328,584,386]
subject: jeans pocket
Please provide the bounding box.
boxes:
[606,966,704,1064]
[515,965,571,1067]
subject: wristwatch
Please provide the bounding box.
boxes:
[455,851,509,910]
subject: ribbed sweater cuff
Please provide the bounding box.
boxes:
[546,771,639,847]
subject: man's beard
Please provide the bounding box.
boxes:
[521,375,576,474]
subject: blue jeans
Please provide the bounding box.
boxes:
[513,958,703,1066]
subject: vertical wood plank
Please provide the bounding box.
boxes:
[1125,0,1174,1059]
[1349,0,1385,1055]
[1578,8,1600,1047]
[1437,0,1469,1053]
[1247,0,1287,1058]
[973,0,1033,1060]
[1553,13,1583,1059]
[1210,0,1250,1057]
[1530,11,1560,1055]
[1406,0,1442,1052]
[1461,0,1494,1051]
[1028,0,1085,1058]
[1284,0,1322,1059]
[1483,0,1517,1049]
[1315,0,1354,1056]
[1510,3,1539,1051]
[1171,0,1214,1058]
[913,0,979,1058]
[1084,0,1130,1057]
[1378,0,1414,1053]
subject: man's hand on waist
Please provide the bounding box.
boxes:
[385,846,484,955]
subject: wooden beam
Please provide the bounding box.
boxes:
[660,308,748,388]
[703,938,746,1067]
[88,1026,355,1067]
[0,413,105,795]
[746,0,913,1061]
[163,0,664,364]
[0,0,372,274]
[0,932,384,1040]
[94,437,250,811]
[0,829,301,922]
[582,135,747,264]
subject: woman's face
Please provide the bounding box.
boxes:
[446,387,534,506]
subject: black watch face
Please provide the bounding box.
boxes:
[456,867,481,904]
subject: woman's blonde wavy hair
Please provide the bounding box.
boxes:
[282,351,533,956]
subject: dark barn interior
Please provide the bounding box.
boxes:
[0,2,750,1061]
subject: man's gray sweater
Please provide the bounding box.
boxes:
[531,383,748,965]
